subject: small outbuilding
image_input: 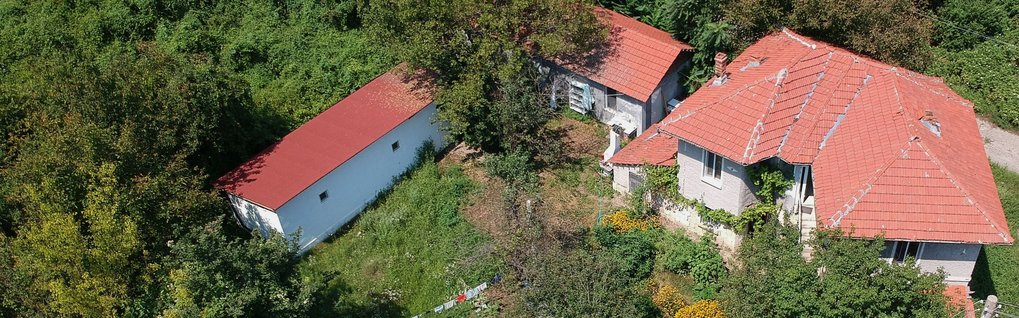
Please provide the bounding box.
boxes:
[215,68,443,252]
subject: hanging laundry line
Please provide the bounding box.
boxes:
[410,273,502,318]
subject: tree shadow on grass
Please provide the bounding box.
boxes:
[308,271,406,318]
[969,247,997,299]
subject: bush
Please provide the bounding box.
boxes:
[484,151,538,190]
[604,210,655,233]
[652,282,688,317]
[656,232,726,300]
[675,300,724,318]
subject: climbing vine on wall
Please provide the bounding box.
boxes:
[638,163,793,233]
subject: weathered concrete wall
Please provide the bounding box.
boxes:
[654,196,741,259]
[676,140,758,214]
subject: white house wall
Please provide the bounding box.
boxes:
[274,103,445,252]
[676,140,757,214]
[612,165,643,193]
[228,194,283,237]
[880,242,981,284]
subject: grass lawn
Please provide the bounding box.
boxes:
[971,163,1019,302]
[299,158,501,317]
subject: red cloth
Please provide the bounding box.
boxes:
[456,294,466,303]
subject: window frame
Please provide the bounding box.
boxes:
[701,150,723,188]
[890,241,924,263]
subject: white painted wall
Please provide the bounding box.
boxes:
[229,103,445,253]
[228,194,283,237]
[612,164,643,192]
[676,140,757,214]
[880,242,981,284]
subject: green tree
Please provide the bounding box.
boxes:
[522,246,656,317]
[155,220,313,318]
[367,0,608,151]
[7,164,141,317]
[720,222,950,318]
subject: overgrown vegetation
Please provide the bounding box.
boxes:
[720,222,952,318]
[972,164,1019,302]
[299,157,500,316]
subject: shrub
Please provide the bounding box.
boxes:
[656,232,726,300]
[604,211,654,233]
[675,300,724,318]
[653,283,688,317]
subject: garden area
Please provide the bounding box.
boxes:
[299,154,502,317]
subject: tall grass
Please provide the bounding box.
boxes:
[299,157,500,317]
[972,163,1019,302]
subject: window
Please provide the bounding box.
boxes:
[319,191,329,202]
[891,241,922,263]
[391,141,400,152]
[606,87,618,110]
[702,151,723,183]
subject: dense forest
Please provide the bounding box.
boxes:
[0,0,1015,317]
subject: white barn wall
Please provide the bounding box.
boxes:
[228,194,283,237]
[268,103,444,252]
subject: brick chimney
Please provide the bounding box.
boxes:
[714,52,728,78]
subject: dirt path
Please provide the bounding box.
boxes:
[979,118,1019,173]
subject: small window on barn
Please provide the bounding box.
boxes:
[319,191,329,202]
[391,141,400,152]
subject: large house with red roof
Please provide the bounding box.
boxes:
[543,9,693,162]
[215,68,443,252]
[609,29,1014,287]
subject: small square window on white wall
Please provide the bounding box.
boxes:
[702,150,723,184]
[319,191,329,202]
[391,141,400,152]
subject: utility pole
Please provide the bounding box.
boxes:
[982,295,998,318]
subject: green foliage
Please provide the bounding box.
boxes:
[0,0,391,315]
[747,165,792,202]
[156,220,312,318]
[656,232,725,300]
[596,226,659,280]
[485,151,539,191]
[491,68,568,165]
[971,164,1019,301]
[6,164,140,317]
[933,0,1013,51]
[522,246,657,318]
[720,222,950,318]
[929,26,1019,129]
[368,0,607,152]
[300,159,499,316]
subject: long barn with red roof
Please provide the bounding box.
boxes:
[609,29,1013,288]
[215,67,444,252]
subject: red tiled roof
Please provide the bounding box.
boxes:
[945,285,975,318]
[215,67,433,210]
[637,29,1012,244]
[608,123,677,166]
[560,9,693,102]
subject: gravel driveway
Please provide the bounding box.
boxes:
[979,118,1019,173]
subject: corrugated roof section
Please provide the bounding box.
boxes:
[215,67,434,210]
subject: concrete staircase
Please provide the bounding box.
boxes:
[799,197,817,259]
